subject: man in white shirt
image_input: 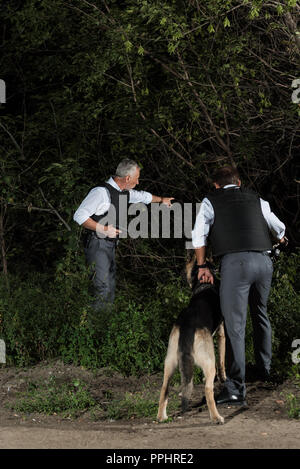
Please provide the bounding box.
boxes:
[191,165,286,406]
[74,159,173,315]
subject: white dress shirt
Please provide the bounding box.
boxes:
[191,185,286,248]
[73,177,153,226]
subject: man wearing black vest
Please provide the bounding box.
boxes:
[191,165,286,406]
[74,159,173,313]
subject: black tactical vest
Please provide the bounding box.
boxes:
[206,187,272,257]
[91,182,129,232]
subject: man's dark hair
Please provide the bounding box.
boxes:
[212,165,240,187]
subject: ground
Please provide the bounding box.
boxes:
[0,360,299,450]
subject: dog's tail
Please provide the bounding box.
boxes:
[178,326,195,365]
[178,326,195,412]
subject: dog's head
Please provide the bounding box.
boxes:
[185,250,219,294]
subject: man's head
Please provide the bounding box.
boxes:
[115,159,141,190]
[212,165,241,189]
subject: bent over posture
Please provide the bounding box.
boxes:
[191,165,286,405]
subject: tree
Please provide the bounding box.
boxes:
[0,0,299,279]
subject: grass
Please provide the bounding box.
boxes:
[284,368,300,420]
[105,391,159,420]
[285,393,300,419]
[7,374,182,421]
[92,385,181,422]
[8,376,97,418]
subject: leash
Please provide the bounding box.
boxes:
[270,236,289,261]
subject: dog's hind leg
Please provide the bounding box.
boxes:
[194,330,224,425]
[217,322,226,382]
[157,326,179,422]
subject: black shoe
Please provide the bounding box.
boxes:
[215,388,247,406]
[257,369,271,383]
[246,365,271,383]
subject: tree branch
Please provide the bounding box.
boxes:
[38,188,72,231]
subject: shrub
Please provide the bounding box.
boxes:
[0,246,92,366]
[1,248,299,380]
[268,249,300,377]
[98,278,190,375]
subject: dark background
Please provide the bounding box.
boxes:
[0,0,299,282]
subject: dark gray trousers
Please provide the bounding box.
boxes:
[84,236,117,312]
[220,251,273,397]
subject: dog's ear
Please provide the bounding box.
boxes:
[186,250,196,288]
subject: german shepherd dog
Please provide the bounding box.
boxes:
[157,253,226,424]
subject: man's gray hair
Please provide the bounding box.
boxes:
[115,159,140,177]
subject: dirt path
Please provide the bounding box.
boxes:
[0,362,299,449]
[0,412,300,449]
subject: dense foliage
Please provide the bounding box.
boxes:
[0,250,299,379]
[0,0,299,376]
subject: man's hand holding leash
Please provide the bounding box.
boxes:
[271,236,289,259]
[197,265,214,284]
[194,246,214,284]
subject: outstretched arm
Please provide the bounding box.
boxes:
[151,195,174,206]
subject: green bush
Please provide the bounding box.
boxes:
[98,299,165,375]
[0,273,65,365]
[268,249,300,376]
[1,248,299,380]
[96,278,190,375]
[0,245,92,366]
[58,321,102,369]
[244,250,300,377]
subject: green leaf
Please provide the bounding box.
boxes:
[224,17,231,28]
[124,40,133,52]
[277,5,284,15]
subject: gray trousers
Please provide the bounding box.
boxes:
[84,236,117,313]
[220,251,273,397]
